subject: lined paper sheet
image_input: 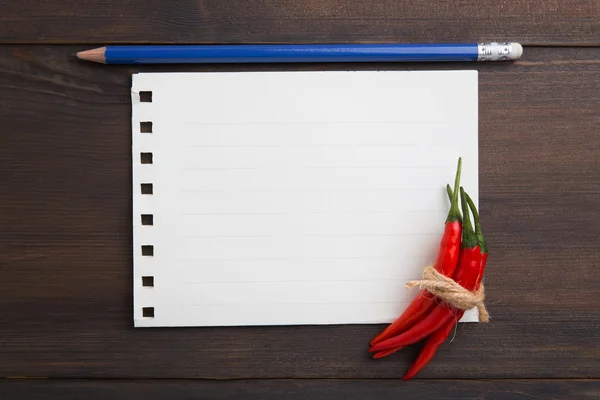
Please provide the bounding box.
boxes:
[132,70,479,327]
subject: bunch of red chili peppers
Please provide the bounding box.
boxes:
[368,157,489,380]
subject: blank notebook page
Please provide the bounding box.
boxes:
[131,70,478,328]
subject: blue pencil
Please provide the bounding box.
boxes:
[77,43,522,64]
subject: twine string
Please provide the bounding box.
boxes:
[406,266,489,322]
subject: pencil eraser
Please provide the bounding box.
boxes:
[511,43,523,60]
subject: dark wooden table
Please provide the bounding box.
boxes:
[1,1,600,399]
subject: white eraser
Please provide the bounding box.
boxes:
[511,43,523,60]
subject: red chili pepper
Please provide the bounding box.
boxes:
[402,316,458,380]
[371,184,457,359]
[402,189,488,380]
[369,158,463,347]
[369,187,481,353]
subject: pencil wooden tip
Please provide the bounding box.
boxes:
[76,47,107,64]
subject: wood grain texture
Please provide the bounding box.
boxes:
[2,0,600,45]
[2,379,600,400]
[1,46,600,379]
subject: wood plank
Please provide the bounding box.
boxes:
[1,46,600,379]
[2,0,600,45]
[1,379,599,399]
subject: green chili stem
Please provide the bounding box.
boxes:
[460,187,477,248]
[465,192,488,254]
[446,157,462,223]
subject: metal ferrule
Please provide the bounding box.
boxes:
[477,42,513,61]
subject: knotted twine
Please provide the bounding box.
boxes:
[406,266,489,322]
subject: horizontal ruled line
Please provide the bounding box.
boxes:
[179,188,448,193]
[178,256,431,261]
[180,301,417,307]
[164,120,447,125]
[179,143,446,148]
[181,278,422,284]
[178,233,439,238]
[179,212,445,216]
[181,165,453,171]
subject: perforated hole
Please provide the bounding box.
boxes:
[142,276,154,287]
[141,214,154,225]
[141,183,153,194]
[141,152,153,164]
[141,245,154,256]
[140,91,152,102]
[140,121,153,133]
[142,307,154,317]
